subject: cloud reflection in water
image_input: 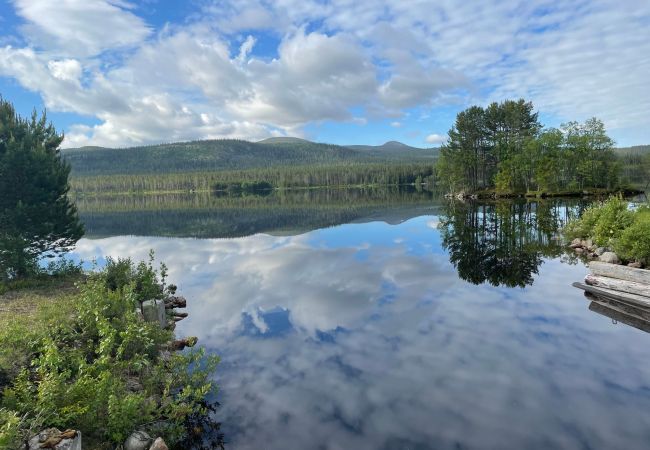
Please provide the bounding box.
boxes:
[72,216,650,450]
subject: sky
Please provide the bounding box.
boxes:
[0,0,648,149]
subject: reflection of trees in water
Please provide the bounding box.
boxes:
[77,187,442,238]
[439,200,587,287]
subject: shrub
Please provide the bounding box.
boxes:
[590,196,634,246]
[0,257,219,448]
[563,196,634,246]
[614,207,650,264]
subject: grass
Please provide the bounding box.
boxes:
[0,274,81,320]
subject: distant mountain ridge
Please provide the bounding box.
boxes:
[63,138,439,177]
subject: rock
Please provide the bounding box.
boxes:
[149,437,169,450]
[585,239,594,250]
[126,376,144,392]
[570,238,582,246]
[125,431,152,450]
[628,261,643,268]
[599,252,621,264]
[29,429,81,450]
[595,247,606,256]
[170,336,199,351]
[142,299,166,328]
[574,247,585,254]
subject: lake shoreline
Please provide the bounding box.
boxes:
[446,187,645,200]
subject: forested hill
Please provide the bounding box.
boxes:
[63,138,438,176]
[346,141,440,158]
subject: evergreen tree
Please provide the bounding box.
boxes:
[0,98,83,279]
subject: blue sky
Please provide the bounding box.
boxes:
[0,0,648,148]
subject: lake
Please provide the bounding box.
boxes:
[70,189,650,449]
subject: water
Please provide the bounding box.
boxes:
[70,190,650,449]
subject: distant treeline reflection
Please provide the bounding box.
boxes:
[76,187,443,239]
[439,200,588,287]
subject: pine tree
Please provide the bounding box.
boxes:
[0,98,84,279]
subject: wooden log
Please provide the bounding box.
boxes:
[588,261,650,285]
[585,274,650,298]
[588,301,650,333]
[573,282,650,309]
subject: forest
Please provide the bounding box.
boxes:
[70,162,438,194]
[435,99,640,195]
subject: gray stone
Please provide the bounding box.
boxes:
[599,252,621,264]
[125,431,152,450]
[142,299,166,328]
[149,437,169,450]
[595,247,606,256]
[628,261,643,268]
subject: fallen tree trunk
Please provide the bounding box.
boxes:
[585,274,650,298]
[588,261,650,284]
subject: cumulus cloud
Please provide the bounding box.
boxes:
[12,0,151,57]
[1,0,648,146]
[425,133,446,145]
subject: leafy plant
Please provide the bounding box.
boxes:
[0,257,219,448]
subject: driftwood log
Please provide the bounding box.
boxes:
[584,274,650,299]
[573,282,650,309]
[588,261,650,284]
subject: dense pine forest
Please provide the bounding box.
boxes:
[70,162,437,194]
[64,138,438,176]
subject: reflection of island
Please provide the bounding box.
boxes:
[439,200,587,287]
[76,188,444,238]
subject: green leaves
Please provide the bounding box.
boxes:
[0,258,219,446]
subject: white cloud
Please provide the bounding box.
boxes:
[425,133,446,145]
[1,0,649,146]
[12,0,151,57]
[390,121,401,128]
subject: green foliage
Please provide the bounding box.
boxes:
[435,99,620,194]
[0,258,218,448]
[563,196,634,246]
[71,162,438,195]
[0,97,84,280]
[64,138,438,177]
[613,206,650,264]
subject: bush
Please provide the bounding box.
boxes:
[614,207,650,264]
[563,196,634,246]
[0,257,218,448]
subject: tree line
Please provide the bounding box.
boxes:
[436,99,621,194]
[70,162,438,194]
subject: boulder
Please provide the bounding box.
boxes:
[170,336,199,351]
[29,429,81,450]
[595,247,606,256]
[149,437,169,450]
[125,431,152,450]
[142,300,166,328]
[599,252,621,264]
[569,238,582,248]
[574,247,585,254]
[628,261,643,268]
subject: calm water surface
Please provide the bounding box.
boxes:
[71,191,650,449]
